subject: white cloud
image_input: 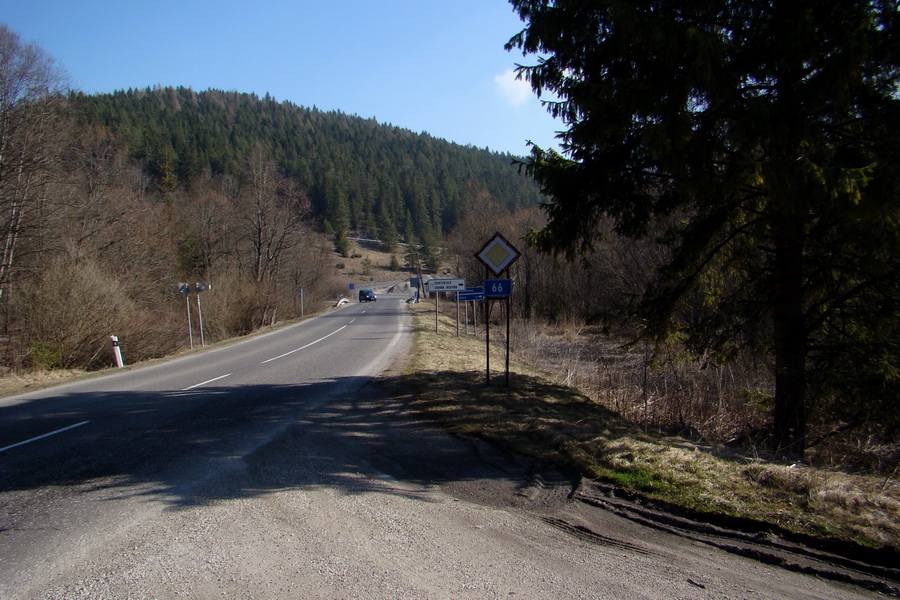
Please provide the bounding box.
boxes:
[494,68,533,108]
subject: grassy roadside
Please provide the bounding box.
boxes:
[396,300,899,553]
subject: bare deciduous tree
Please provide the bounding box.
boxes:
[0,25,68,312]
[234,144,310,284]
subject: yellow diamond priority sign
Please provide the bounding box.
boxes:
[476,232,521,276]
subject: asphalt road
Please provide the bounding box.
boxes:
[0,295,891,599]
[0,295,408,596]
[0,294,406,464]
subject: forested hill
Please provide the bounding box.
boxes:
[70,87,544,242]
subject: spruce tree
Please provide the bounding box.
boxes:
[508,0,900,456]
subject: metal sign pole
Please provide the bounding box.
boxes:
[464,299,469,335]
[476,233,521,387]
[196,293,205,347]
[185,293,193,350]
[506,294,511,387]
[485,268,490,385]
[456,291,460,337]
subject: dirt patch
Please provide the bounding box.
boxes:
[332,239,409,284]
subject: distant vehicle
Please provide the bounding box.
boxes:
[358,289,376,302]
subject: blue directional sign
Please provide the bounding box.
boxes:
[484,279,512,297]
[458,286,484,301]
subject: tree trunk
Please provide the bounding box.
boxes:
[772,222,807,457]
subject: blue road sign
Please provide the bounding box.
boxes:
[484,279,512,297]
[458,286,485,301]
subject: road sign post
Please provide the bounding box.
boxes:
[483,279,513,384]
[484,279,512,297]
[476,233,521,277]
[178,282,193,349]
[475,233,521,387]
[427,278,466,333]
[457,286,484,337]
[195,282,211,347]
[427,278,465,292]
[457,286,485,302]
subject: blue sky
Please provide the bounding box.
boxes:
[4,0,562,156]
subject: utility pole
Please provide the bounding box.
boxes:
[415,250,424,302]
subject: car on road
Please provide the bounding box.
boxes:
[358,289,376,302]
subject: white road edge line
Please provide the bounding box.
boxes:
[0,420,91,453]
[261,325,348,364]
[182,373,232,391]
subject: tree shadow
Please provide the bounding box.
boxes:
[3,368,897,577]
[0,373,544,511]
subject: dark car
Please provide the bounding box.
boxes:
[358,289,376,302]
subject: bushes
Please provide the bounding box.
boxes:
[22,257,142,370]
[508,318,898,473]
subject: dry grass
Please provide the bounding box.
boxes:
[399,300,900,551]
[0,368,89,397]
[506,319,774,446]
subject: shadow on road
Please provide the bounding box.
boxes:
[3,371,898,596]
[0,373,547,510]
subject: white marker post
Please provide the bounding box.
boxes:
[109,335,124,368]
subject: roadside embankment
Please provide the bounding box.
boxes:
[396,300,900,560]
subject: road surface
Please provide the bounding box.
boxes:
[0,295,892,598]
